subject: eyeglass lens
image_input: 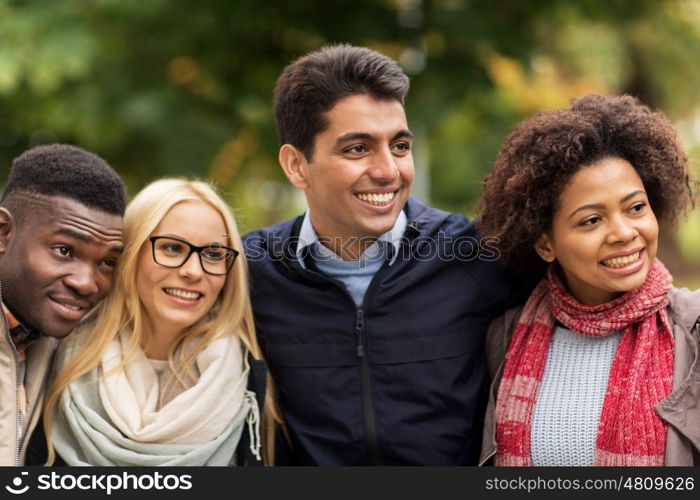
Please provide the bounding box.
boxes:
[152,237,234,274]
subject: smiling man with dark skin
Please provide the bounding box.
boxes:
[0,144,125,465]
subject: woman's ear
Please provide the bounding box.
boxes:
[534,233,556,263]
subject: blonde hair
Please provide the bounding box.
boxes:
[43,178,281,464]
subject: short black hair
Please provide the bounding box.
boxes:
[274,44,410,160]
[1,144,126,215]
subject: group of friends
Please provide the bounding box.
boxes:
[0,44,698,467]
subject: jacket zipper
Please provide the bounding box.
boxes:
[13,344,21,466]
[14,356,21,466]
[355,308,380,464]
[276,220,419,464]
[18,346,55,465]
[2,316,22,466]
[2,285,42,465]
[289,262,384,464]
[0,284,20,466]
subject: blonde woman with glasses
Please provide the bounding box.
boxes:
[39,179,279,466]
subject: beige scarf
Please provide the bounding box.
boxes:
[99,332,248,445]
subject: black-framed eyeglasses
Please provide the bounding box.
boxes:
[149,236,239,275]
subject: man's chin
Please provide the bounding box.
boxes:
[40,319,82,339]
[43,330,75,339]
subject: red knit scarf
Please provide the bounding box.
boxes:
[494,259,675,466]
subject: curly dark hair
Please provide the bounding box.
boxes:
[477,93,695,279]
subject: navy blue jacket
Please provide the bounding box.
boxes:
[244,197,526,465]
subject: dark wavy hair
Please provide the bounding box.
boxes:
[477,93,695,279]
[274,44,410,161]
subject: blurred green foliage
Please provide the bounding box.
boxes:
[1,0,700,280]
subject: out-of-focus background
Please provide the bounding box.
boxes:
[1,0,700,284]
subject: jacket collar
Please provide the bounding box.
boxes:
[668,287,700,332]
[1,289,39,350]
[264,196,454,265]
[294,209,407,268]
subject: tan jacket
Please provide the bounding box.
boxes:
[0,304,58,465]
[480,287,700,466]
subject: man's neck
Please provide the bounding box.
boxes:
[298,209,407,264]
[317,235,378,261]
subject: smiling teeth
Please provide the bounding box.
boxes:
[356,192,395,205]
[165,288,201,300]
[60,302,82,311]
[602,251,641,268]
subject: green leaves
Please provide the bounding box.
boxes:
[1,0,700,239]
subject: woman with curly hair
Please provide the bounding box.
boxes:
[477,93,699,466]
[39,179,280,466]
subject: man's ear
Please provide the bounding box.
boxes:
[279,144,310,190]
[0,208,14,254]
[534,233,556,263]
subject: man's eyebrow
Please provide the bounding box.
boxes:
[335,129,414,145]
[392,129,414,141]
[54,228,123,254]
[335,132,373,145]
[55,228,92,243]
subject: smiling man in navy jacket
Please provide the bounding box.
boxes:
[244,44,525,465]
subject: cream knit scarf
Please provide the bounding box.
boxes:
[53,332,259,466]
